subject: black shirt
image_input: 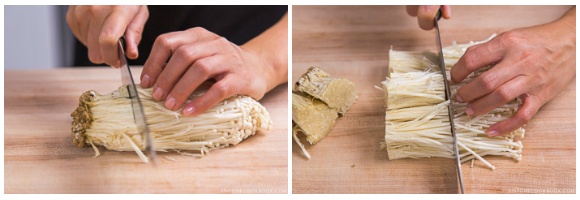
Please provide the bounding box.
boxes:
[73,5,287,66]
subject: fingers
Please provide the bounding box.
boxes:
[416,5,440,30]
[151,40,222,102]
[183,75,241,116]
[65,6,146,67]
[79,6,105,65]
[141,32,181,88]
[486,94,540,136]
[464,75,530,116]
[406,6,419,16]
[441,5,452,19]
[455,58,519,103]
[165,56,229,111]
[450,38,507,83]
[407,5,451,30]
[87,19,104,64]
[125,6,149,59]
[99,8,139,68]
[66,6,84,45]
[141,27,219,88]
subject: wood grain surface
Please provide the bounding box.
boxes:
[292,5,575,194]
[4,67,288,194]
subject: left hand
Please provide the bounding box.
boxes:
[140,27,274,116]
[451,7,576,136]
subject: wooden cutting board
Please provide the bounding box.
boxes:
[4,67,288,193]
[292,5,575,194]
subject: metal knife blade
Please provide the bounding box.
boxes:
[118,36,157,166]
[434,9,464,193]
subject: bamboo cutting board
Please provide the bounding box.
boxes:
[292,5,575,194]
[4,67,288,193]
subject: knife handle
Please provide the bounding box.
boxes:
[435,7,443,21]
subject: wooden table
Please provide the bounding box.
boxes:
[4,67,288,193]
[292,5,575,194]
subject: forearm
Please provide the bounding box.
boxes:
[241,13,288,92]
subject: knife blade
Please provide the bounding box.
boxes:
[118,36,157,166]
[434,9,464,193]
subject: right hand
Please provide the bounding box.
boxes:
[66,5,149,67]
[406,5,451,30]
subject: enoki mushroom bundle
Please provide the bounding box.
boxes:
[71,85,271,163]
[379,34,524,170]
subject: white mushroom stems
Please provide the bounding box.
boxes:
[380,34,524,170]
[71,85,272,163]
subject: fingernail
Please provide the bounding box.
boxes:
[152,87,164,101]
[456,95,464,103]
[465,105,474,116]
[165,96,176,110]
[141,74,151,88]
[183,105,196,116]
[487,129,499,137]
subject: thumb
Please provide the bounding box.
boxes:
[441,5,452,19]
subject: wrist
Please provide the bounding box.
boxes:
[555,7,576,39]
[241,44,287,92]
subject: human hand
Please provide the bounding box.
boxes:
[66,5,149,67]
[140,27,284,116]
[406,5,451,30]
[451,7,576,136]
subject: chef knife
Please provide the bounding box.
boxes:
[118,36,157,166]
[434,9,464,193]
